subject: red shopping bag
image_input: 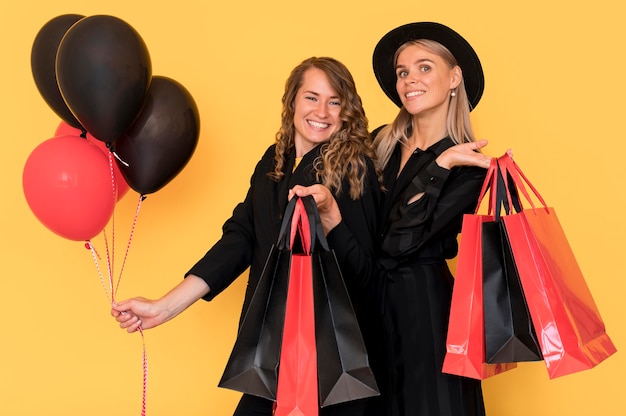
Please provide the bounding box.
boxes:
[220,196,378,409]
[443,159,517,379]
[497,155,617,378]
[274,198,318,416]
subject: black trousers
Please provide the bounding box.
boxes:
[233,394,369,416]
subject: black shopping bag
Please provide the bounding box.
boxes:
[217,197,299,400]
[301,196,379,407]
[219,196,379,406]
[482,167,542,364]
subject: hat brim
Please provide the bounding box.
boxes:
[372,22,484,110]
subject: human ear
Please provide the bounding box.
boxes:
[450,66,462,89]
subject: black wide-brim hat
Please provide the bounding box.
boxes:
[373,22,484,110]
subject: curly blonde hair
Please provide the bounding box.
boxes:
[268,57,378,199]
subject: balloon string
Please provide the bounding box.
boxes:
[138,327,148,416]
[85,154,148,416]
[119,195,147,416]
[86,241,111,303]
[102,229,115,303]
[107,151,117,302]
[112,149,130,167]
[105,142,129,167]
[85,239,149,416]
[115,194,145,297]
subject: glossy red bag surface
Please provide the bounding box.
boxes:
[443,159,517,379]
[275,199,318,416]
[498,155,617,378]
[274,254,318,415]
[443,213,517,379]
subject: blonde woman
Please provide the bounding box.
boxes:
[369,22,492,416]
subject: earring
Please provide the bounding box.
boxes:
[450,90,456,97]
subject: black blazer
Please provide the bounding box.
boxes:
[379,136,487,266]
[187,143,380,321]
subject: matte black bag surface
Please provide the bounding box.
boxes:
[218,196,379,406]
[217,198,298,400]
[482,220,543,363]
[482,168,542,364]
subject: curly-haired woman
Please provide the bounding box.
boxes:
[112,56,382,416]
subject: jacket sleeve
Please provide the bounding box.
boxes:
[185,155,268,301]
[326,160,381,293]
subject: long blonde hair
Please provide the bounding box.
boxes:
[269,57,379,199]
[374,39,476,169]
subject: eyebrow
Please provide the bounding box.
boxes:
[302,90,341,99]
[395,58,434,70]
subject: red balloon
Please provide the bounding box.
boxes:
[23,135,116,241]
[54,121,130,201]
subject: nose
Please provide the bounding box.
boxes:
[315,102,329,118]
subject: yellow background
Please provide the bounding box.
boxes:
[1,0,624,414]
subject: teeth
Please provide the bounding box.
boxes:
[308,120,329,129]
[406,91,424,98]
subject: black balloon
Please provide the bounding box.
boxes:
[31,14,85,128]
[114,76,200,195]
[56,15,152,143]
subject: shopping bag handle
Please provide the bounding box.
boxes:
[473,153,522,219]
[290,197,312,254]
[491,161,523,220]
[276,195,331,254]
[300,195,331,253]
[473,157,499,215]
[497,154,549,214]
[276,196,315,254]
[277,196,298,250]
[276,197,310,253]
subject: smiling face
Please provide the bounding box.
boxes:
[292,67,342,157]
[395,43,461,119]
